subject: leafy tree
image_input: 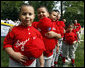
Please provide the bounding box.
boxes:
[1,1,56,21]
[62,1,84,26]
[1,1,24,21]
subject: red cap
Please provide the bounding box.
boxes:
[38,17,52,31]
[22,37,45,58]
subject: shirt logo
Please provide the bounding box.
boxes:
[15,38,30,51]
[52,27,56,30]
[48,27,51,31]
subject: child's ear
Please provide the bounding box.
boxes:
[33,14,35,20]
[47,13,49,17]
[34,14,35,18]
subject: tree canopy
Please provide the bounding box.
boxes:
[62,1,84,26]
[1,1,24,21]
[1,1,84,26]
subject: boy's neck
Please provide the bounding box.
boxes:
[69,30,72,32]
[20,23,32,27]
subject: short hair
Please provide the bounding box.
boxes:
[52,9,59,12]
[19,4,34,13]
[50,9,59,14]
[37,6,48,13]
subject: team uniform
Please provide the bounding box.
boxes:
[74,23,81,41]
[3,25,45,67]
[32,17,60,67]
[74,23,81,51]
[54,20,65,66]
[50,21,61,67]
[62,29,78,66]
[72,28,78,52]
[74,23,81,33]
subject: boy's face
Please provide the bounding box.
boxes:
[57,14,61,20]
[67,25,73,31]
[74,20,77,24]
[49,11,58,21]
[19,6,35,26]
[37,7,49,19]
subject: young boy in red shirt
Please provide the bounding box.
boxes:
[3,4,45,67]
[62,22,78,67]
[8,6,61,67]
[74,19,81,43]
[48,10,62,67]
[32,6,61,67]
[52,10,66,67]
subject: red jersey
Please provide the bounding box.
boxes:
[63,31,78,45]
[56,20,65,27]
[56,20,65,38]
[74,23,81,32]
[72,28,78,41]
[33,17,59,57]
[3,25,45,66]
[59,21,65,28]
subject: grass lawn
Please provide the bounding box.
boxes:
[1,34,84,67]
[75,34,84,67]
[1,37,9,67]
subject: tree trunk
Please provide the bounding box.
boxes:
[61,1,63,19]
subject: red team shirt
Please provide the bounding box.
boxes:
[3,25,45,66]
[32,17,61,57]
[56,20,65,38]
[63,29,78,45]
[74,23,81,32]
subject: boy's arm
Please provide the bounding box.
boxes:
[73,41,77,45]
[39,53,44,67]
[46,31,61,39]
[56,43,59,53]
[3,29,28,64]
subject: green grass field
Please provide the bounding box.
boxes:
[1,34,84,67]
[75,34,84,67]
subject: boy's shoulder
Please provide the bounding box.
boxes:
[32,21,39,28]
[11,25,24,32]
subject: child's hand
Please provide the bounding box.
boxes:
[12,52,28,64]
[64,29,66,33]
[46,31,56,38]
[78,40,80,43]
[73,41,77,44]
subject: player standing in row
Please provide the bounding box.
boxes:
[62,22,78,67]
[32,6,61,67]
[3,4,45,67]
[52,10,66,67]
[73,20,81,51]
[48,10,61,67]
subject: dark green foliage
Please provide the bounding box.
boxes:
[62,1,84,27]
